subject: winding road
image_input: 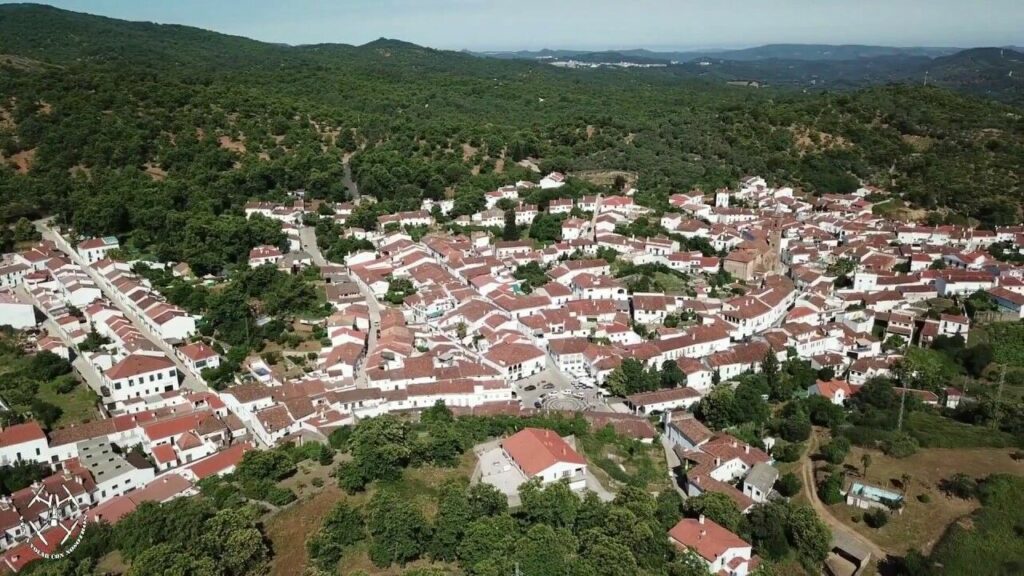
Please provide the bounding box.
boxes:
[800,431,890,563]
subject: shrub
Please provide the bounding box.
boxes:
[882,432,919,458]
[772,442,803,463]
[818,473,844,505]
[917,493,931,503]
[942,473,977,499]
[311,477,324,488]
[864,508,889,528]
[776,472,803,497]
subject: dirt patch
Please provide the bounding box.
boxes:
[901,134,935,151]
[69,164,92,179]
[0,107,13,130]
[218,135,247,154]
[517,158,541,173]
[8,148,35,174]
[494,158,505,173]
[143,162,167,181]
[37,101,52,115]
[832,446,1024,554]
[624,132,636,144]
[266,483,346,576]
[570,169,637,188]
[586,125,596,139]
[791,126,851,155]
[461,143,478,161]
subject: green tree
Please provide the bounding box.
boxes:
[502,208,518,241]
[430,481,473,561]
[683,492,742,532]
[367,489,430,567]
[307,502,365,570]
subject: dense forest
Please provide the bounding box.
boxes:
[0,4,1022,274]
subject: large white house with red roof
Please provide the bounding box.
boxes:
[76,236,119,264]
[669,516,758,576]
[101,354,179,408]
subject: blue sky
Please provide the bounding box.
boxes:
[13,0,1024,51]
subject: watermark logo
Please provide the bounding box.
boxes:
[18,482,87,560]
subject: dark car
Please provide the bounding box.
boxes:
[524,384,537,392]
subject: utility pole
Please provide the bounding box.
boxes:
[897,385,907,431]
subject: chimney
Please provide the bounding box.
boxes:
[745,445,750,454]
[698,514,706,525]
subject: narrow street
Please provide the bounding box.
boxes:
[299,217,379,386]
[35,221,204,392]
[341,153,360,201]
[799,431,890,563]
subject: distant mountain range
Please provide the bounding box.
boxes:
[476,44,1024,104]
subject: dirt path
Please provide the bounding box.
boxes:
[800,432,890,563]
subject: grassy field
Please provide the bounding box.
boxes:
[577,434,670,493]
[928,474,1024,575]
[828,446,1024,554]
[37,378,99,427]
[905,411,1024,449]
[265,452,476,576]
[653,271,689,295]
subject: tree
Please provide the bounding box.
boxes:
[467,482,507,518]
[860,453,872,479]
[366,489,430,567]
[776,472,803,498]
[518,479,579,529]
[430,481,472,561]
[502,208,518,241]
[660,359,686,389]
[818,473,844,505]
[761,350,780,397]
[682,492,742,533]
[512,524,577,576]
[900,473,913,501]
[307,502,365,570]
[528,212,562,243]
[605,358,659,397]
[786,505,831,566]
[342,415,413,491]
[820,437,851,465]
[745,502,792,560]
[864,508,889,528]
[655,489,684,531]
[458,514,519,574]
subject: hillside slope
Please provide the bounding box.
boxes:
[0,3,1021,267]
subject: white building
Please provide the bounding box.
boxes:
[101,354,179,408]
[77,237,120,264]
[0,292,35,330]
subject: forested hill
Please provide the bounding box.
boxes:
[0,4,1022,270]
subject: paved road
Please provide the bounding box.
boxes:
[35,221,204,392]
[588,193,602,241]
[301,219,379,386]
[342,153,360,201]
[660,435,690,500]
[800,430,889,563]
[298,225,326,267]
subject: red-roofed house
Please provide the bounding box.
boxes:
[102,354,178,407]
[807,379,854,406]
[500,428,587,490]
[668,516,757,576]
[0,422,48,466]
[176,342,221,376]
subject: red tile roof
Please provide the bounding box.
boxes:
[668,517,750,562]
[105,354,175,381]
[0,422,46,447]
[501,427,586,476]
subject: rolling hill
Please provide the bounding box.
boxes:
[0,1,1021,254]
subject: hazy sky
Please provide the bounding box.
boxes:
[14,0,1024,51]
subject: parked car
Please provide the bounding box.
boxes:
[524,384,537,391]
[542,382,556,390]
